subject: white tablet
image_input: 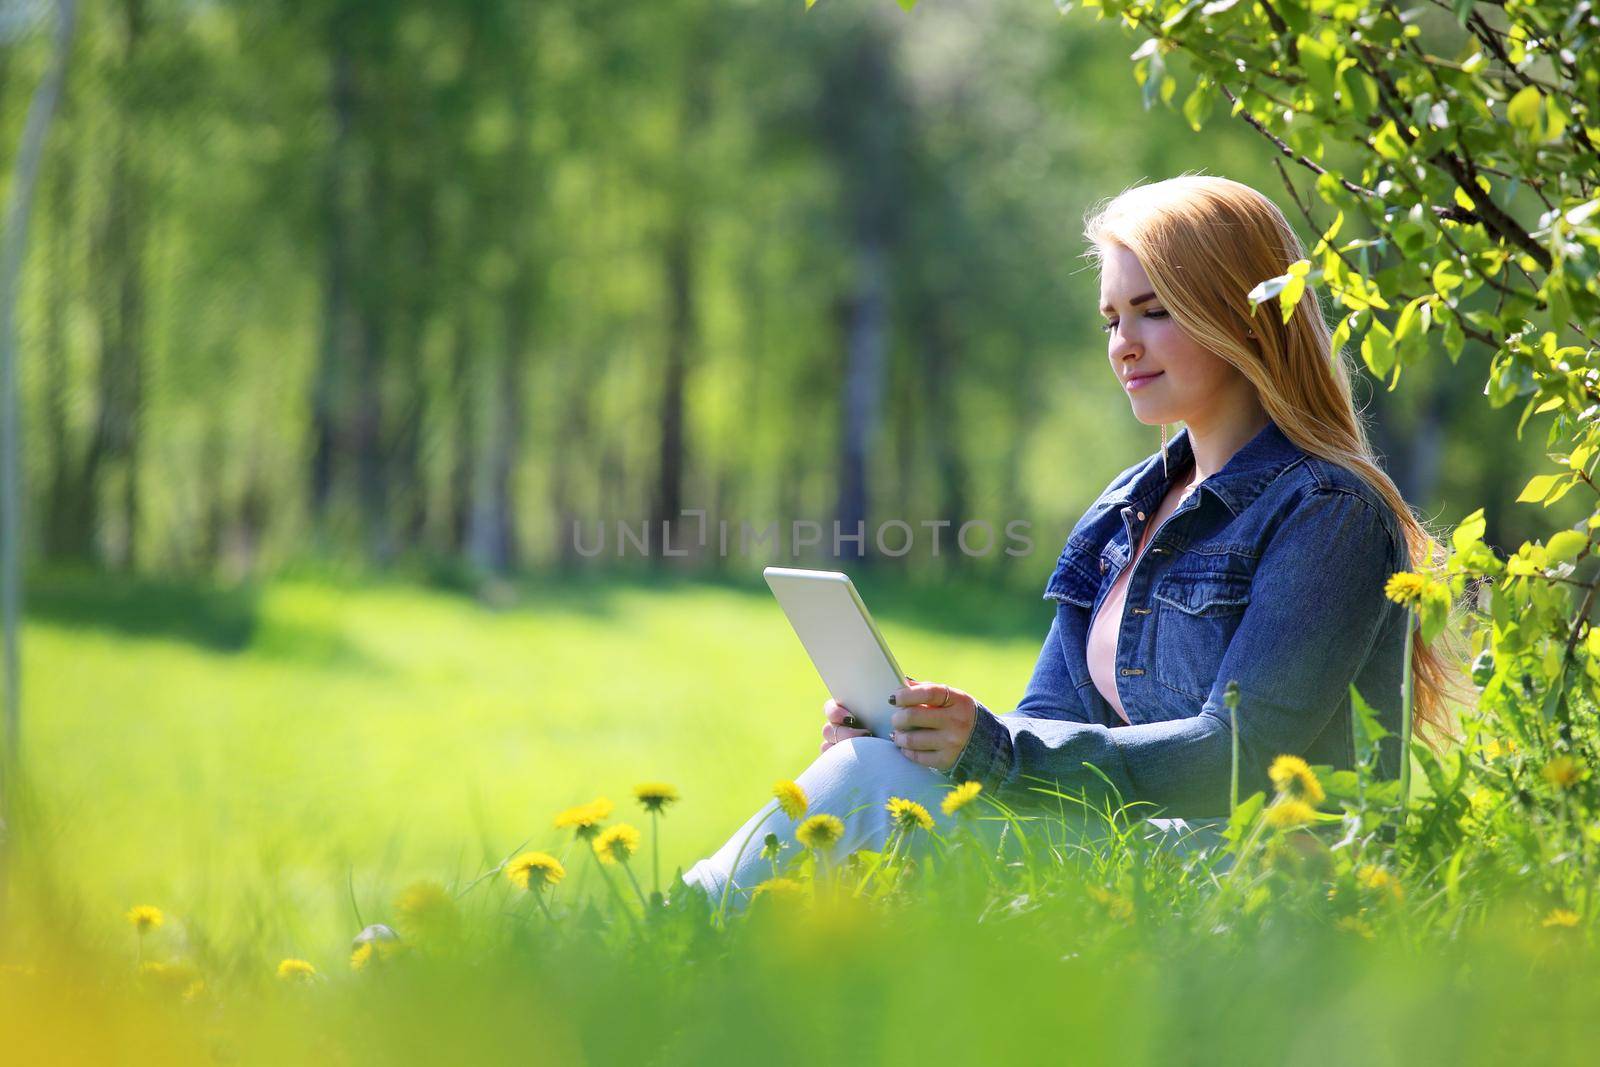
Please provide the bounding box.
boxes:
[763,566,908,739]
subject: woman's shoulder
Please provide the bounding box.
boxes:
[1264,454,1407,558]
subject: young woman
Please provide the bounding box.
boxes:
[682,175,1453,901]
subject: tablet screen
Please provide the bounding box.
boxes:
[763,567,906,739]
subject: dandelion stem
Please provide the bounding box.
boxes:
[650,809,661,902]
[591,853,642,934]
[532,890,554,924]
[1399,614,1415,822]
[621,860,651,912]
[715,806,779,927]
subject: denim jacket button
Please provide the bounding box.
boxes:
[1099,558,1109,574]
[1136,510,1146,521]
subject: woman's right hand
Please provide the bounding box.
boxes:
[820,698,871,754]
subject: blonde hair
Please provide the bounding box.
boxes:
[1083,174,1458,747]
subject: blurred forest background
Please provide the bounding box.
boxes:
[0,0,1554,593]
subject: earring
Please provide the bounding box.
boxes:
[1160,423,1169,479]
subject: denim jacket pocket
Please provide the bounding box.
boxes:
[1150,571,1253,703]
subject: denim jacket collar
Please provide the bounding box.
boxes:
[1107,420,1306,521]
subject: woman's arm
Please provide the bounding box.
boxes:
[1013,606,1095,723]
[949,487,1407,817]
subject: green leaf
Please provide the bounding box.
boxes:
[1546,530,1588,562]
[1517,473,1561,503]
[1373,120,1408,161]
[1419,586,1451,644]
[1182,82,1214,131]
[1452,508,1486,552]
[1506,85,1541,134]
[1360,319,1395,378]
[1224,791,1266,847]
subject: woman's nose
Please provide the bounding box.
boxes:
[1110,326,1141,362]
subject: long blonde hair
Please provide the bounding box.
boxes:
[1084,174,1457,746]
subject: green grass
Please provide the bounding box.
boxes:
[12,570,1600,1066]
[14,569,1046,960]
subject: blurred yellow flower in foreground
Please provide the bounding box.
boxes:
[126,905,164,933]
[1355,865,1404,902]
[505,852,566,892]
[752,877,806,903]
[1543,908,1581,929]
[554,798,614,839]
[1542,756,1583,790]
[1268,754,1325,805]
[1335,914,1375,939]
[774,780,809,820]
[593,823,642,865]
[1264,799,1317,829]
[633,782,680,813]
[796,813,844,852]
[395,880,460,941]
[941,780,982,816]
[139,959,200,993]
[276,958,317,983]
[886,797,934,833]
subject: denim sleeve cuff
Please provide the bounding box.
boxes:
[948,700,1014,792]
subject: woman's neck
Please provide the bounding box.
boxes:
[1180,396,1271,484]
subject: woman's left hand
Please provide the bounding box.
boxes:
[889,681,978,772]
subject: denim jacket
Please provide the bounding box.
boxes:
[949,419,1410,818]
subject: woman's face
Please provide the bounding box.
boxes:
[1098,243,1251,429]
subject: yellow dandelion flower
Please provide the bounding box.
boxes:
[1268,754,1326,805]
[505,851,565,892]
[553,797,613,839]
[1384,571,1427,607]
[1543,907,1581,928]
[1355,864,1405,902]
[886,797,935,833]
[395,880,459,941]
[774,780,809,820]
[1482,736,1516,759]
[633,782,680,813]
[1542,755,1583,790]
[126,905,164,933]
[752,877,807,903]
[796,813,845,852]
[276,958,317,983]
[348,940,404,970]
[350,924,403,971]
[941,780,983,816]
[1335,914,1376,939]
[1264,798,1317,829]
[593,823,642,865]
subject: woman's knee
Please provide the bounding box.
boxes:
[826,735,901,772]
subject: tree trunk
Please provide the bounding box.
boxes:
[650,222,693,564]
[83,0,146,569]
[311,44,356,522]
[834,237,889,563]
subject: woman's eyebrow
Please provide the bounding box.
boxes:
[1100,291,1158,315]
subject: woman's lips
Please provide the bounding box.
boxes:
[1124,371,1164,392]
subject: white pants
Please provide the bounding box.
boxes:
[681,736,1226,905]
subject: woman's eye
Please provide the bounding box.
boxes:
[1099,320,1117,334]
[1146,309,1168,319]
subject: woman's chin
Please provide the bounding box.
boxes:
[1127,399,1182,426]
